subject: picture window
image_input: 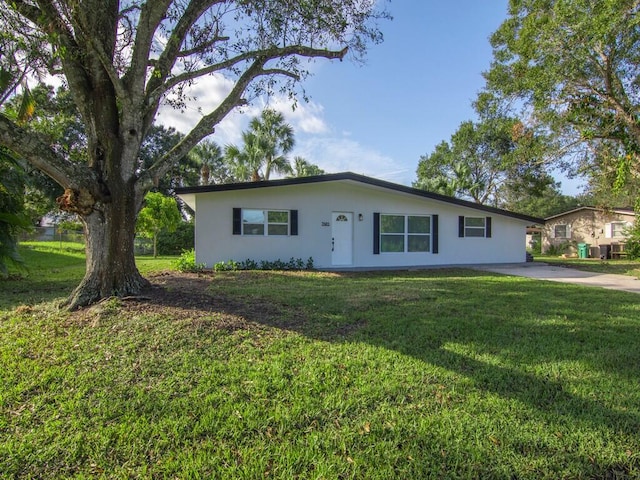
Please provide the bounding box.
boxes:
[380,214,430,253]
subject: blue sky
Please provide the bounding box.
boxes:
[158,1,584,195]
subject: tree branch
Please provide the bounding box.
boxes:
[123,0,173,93]
[177,35,230,58]
[82,32,128,100]
[149,44,348,107]
[12,1,97,126]
[136,58,268,195]
[261,68,300,80]
[144,0,224,103]
[0,114,97,191]
[585,47,640,145]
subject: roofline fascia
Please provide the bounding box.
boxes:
[544,206,637,221]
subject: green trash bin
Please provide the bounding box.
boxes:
[577,243,590,259]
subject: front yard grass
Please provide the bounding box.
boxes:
[0,242,175,310]
[1,244,639,478]
[536,254,640,279]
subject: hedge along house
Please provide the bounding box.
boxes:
[543,207,636,258]
[175,172,542,269]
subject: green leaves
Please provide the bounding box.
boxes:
[0,148,31,275]
[225,108,296,181]
[136,192,181,257]
[485,0,640,200]
[415,113,552,207]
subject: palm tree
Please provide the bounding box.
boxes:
[188,140,228,185]
[249,109,294,180]
[289,156,326,177]
[225,131,267,182]
[224,108,296,182]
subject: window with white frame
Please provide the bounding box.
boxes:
[380,214,430,253]
[458,216,492,238]
[242,209,289,236]
[554,224,569,239]
[611,222,626,238]
[464,217,486,237]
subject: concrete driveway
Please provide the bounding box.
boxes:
[474,263,640,294]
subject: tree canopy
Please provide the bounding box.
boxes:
[0,149,30,276]
[136,192,181,258]
[484,0,640,205]
[500,181,589,219]
[0,0,388,308]
[414,110,552,207]
[225,108,294,181]
[289,156,326,177]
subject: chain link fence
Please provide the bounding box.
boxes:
[19,227,154,255]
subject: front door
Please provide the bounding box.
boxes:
[331,212,353,266]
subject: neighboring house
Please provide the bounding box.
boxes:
[543,207,636,258]
[175,172,542,269]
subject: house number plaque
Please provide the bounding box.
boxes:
[321,221,330,227]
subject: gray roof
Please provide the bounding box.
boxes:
[544,206,636,221]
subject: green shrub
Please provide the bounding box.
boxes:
[545,241,573,256]
[213,257,314,272]
[173,248,205,272]
[179,256,315,273]
[528,238,541,255]
[624,221,640,260]
[239,259,259,270]
[157,221,194,255]
[214,260,240,272]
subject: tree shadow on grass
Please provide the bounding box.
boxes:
[198,269,640,439]
[27,267,635,478]
[59,269,640,447]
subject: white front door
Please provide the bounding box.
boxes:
[331,212,353,266]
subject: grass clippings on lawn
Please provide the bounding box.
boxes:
[1,265,640,479]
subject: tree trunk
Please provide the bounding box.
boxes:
[64,189,149,310]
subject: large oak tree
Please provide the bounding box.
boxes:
[484,0,640,203]
[0,0,387,308]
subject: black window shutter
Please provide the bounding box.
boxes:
[232,208,241,235]
[373,212,380,254]
[432,214,439,254]
[290,210,298,236]
[486,216,492,238]
[458,216,465,237]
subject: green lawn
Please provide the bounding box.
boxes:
[1,245,639,478]
[536,254,640,279]
[0,242,175,310]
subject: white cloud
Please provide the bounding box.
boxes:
[155,75,328,145]
[295,107,328,134]
[156,73,245,144]
[154,74,412,187]
[293,136,413,185]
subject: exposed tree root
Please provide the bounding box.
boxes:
[63,273,151,311]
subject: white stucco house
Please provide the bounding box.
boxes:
[175,172,542,269]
